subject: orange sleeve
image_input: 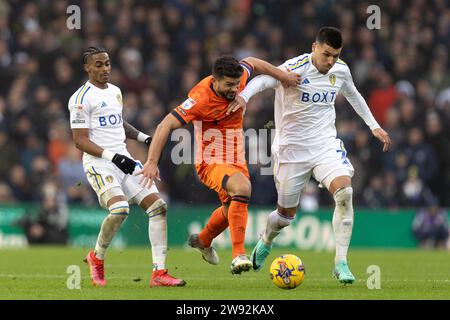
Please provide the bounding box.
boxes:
[171,89,208,125]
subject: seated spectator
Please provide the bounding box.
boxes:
[413,203,449,249]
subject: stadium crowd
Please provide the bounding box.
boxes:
[0,0,449,210]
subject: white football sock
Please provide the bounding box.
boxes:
[94,201,129,260]
[262,210,294,245]
[332,187,354,263]
[146,199,168,271]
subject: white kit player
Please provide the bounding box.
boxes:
[227,27,391,284]
[68,47,185,287]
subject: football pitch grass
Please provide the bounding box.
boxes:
[0,246,449,300]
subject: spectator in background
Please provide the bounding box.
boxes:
[424,111,450,207]
[402,166,436,207]
[8,164,31,201]
[0,182,15,203]
[119,48,148,94]
[368,70,398,126]
[0,129,19,180]
[14,179,69,244]
[362,175,386,208]
[58,144,94,205]
[403,127,438,184]
[413,203,449,249]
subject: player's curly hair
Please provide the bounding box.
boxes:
[82,46,107,64]
[316,27,343,49]
[212,55,243,79]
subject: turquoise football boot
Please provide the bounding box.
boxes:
[250,239,272,272]
[333,261,356,285]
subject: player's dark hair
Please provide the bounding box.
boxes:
[82,46,107,64]
[212,55,243,79]
[315,27,343,49]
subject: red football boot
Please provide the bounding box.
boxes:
[150,269,186,287]
[83,250,106,287]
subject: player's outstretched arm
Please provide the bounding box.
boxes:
[341,70,391,152]
[242,57,300,87]
[123,121,152,146]
[72,128,136,174]
[135,113,183,188]
[227,74,279,114]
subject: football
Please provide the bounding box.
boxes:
[270,254,305,289]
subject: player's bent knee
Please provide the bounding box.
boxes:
[146,198,167,218]
[277,193,300,213]
[333,187,353,206]
[102,201,129,234]
[108,200,130,217]
[234,184,251,197]
[277,206,297,218]
[226,174,251,197]
[101,187,126,208]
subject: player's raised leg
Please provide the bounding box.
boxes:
[84,190,129,287]
[139,192,186,287]
[189,206,226,265]
[251,161,308,271]
[251,205,295,272]
[329,175,355,284]
[225,172,253,274]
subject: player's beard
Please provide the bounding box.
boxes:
[220,90,236,101]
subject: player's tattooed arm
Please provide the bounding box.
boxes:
[123,121,140,140]
[123,121,152,146]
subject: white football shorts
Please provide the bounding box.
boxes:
[273,139,354,208]
[84,158,158,208]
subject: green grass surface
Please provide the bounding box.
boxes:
[0,246,449,299]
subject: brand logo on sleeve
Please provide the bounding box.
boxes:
[181,98,196,110]
[176,107,187,116]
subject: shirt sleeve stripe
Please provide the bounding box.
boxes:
[291,59,309,71]
[75,85,86,104]
[289,57,309,70]
[80,86,91,104]
[240,61,254,77]
[171,110,187,125]
[288,54,308,67]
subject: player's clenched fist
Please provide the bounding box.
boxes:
[135,161,160,189]
[111,153,136,174]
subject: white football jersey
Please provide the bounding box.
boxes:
[68,81,131,164]
[271,53,379,162]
